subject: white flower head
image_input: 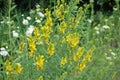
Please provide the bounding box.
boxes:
[105,19,108,22]
[94,27,99,31]
[22,19,29,25]
[30,9,35,14]
[35,19,41,23]
[27,16,31,20]
[36,4,40,8]
[106,57,112,60]
[22,14,24,16]
[0,47,8,56]
[1,21,4,24]
[96,31,100,34]
[102,25,110,29]
[12,30,19,37]
[113,7,118,11]
[0,47,5,51]
[37,12,44,18]
[17,26,20,29]
[6,46,8,49]
[26,25,34,37]
[87,19,92,23]
[111,52,116,56]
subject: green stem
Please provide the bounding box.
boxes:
[8,0,12,46]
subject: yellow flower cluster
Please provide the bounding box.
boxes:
[27,36,37,58]
[47,42,55,56]
[38,76,43,80]
[35,55,45,71]
[55,3,67,20]
[41,9,53,44]
[77,48,94,71]
[60,57,67,67]
[77,58,86,71]
[4,60,13,74]
[66,33,80,50]
[59,21,67,33]
[4,60,23,75]
[73,47,84,61]
[14,63,23,74]
[34,27,41,39]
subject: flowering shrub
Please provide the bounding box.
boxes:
[0,0,95,80]
[1,0,120,80]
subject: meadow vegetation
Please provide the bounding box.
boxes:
[0,0,120,80]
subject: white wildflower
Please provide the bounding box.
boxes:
[87,19,92,23]
[36,4,40,8]
[17,26,19,29]
[35,19,41,23]
[113,7,118,11]
[106,57,112,60]
[7,21,10,24]
[30,9,35,14]
[111,52,116,56]
[6,46,8,49]
[0,47,8,56]
[27,16,31,20]
[22,19,29,25]
[21,14,24,16]
[26,25,34,37]
[37,12,44,18]
[105,19,108,22]
[105,53,107,56]
[96,31,100,34]
[94,27,99,31]
[1,21,4,24]
[12,30,19,37]
[102,25,110,29]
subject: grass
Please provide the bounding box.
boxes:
[0,0,120,80]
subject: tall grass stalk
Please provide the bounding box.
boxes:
[8,0,12,46]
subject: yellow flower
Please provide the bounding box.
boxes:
[4,60,13,74]
[29,42,36,51]
[38,76,43,80]
[27,37,37,58]
[73,47,83,61]
[47,43,55,56]
[42,33,50,40]
[66,33,80,50]
[14,63,23,74]
[46,17,53,27]
[56,9,62,18]
[59,21,67,33]
[59,27,66,33]
[73,47,84,61]
[109,61,113,65]
[34,27,40,38]
[29,51,35,58]
[35,55,45,71]
[60,57,67,67]
[45,8,51,17]
[86,47,94,62]
[77,62,86,71]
